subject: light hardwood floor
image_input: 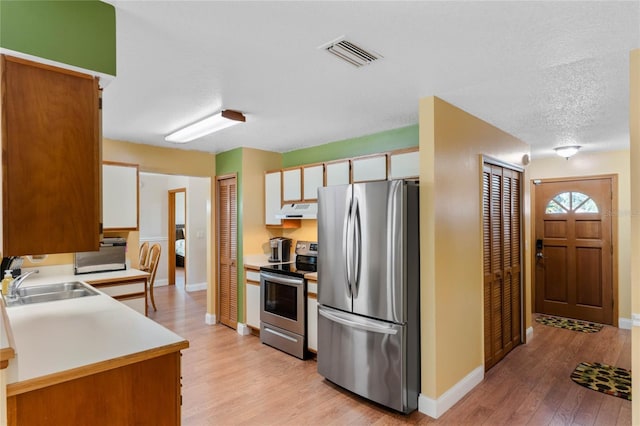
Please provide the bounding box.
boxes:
[148,286,631,425]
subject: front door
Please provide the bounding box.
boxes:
[534,177,614,324]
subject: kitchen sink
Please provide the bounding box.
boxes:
[5,281,99,307]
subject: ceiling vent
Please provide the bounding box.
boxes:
[320,37,382,68]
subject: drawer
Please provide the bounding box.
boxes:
[95,281,146,298]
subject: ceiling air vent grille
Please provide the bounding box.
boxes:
[322,38,382,68]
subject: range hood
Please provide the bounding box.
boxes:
[276,203,317,219]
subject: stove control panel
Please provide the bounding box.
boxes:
[295,241,318,256]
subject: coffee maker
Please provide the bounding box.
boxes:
[268,237,292,263]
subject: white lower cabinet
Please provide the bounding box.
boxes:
[307,296,318,353]
[245,269,261,329]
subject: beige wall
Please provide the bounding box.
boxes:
[629,48,639,425]
[527,151,631,321]
[241,148,282,255]
[419,96,530,398]
[102,139,217,314]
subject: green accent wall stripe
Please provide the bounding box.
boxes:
[0,0,116,75]
[216,148,245,321]
[282,125,418,168]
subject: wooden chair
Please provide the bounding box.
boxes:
[138,241,150,272]
[147,243,161,311]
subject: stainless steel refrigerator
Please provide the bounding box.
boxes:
[317,179,420,413]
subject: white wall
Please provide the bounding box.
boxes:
[186,177,209,288]
[175,192,185,225]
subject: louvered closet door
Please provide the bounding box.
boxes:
[483,163,522,371]
[218,176,238,329]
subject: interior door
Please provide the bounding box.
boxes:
[483,163,522,371]
[534,177,613,324]
[217,176,238,329]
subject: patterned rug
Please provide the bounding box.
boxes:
[570,362,631,401]
[535,315,603,333]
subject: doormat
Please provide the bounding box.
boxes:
[570,362,631,401]
[535,315,603,333]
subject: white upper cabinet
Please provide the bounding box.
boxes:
[103,162,139,230]
[389,149,420,179]
[325,160,350,186]
[352,154,388,182]
[265,170,282,226]
[302,164,324,201]
[282,167,302,202]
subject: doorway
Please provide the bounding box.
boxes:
[168,188,186,287]
[216,174,238,329]
[533,176,615,325]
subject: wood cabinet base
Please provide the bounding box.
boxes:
[7,352,182,426]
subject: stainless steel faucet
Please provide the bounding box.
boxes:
[7,270,39,300]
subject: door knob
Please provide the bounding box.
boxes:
[536,252,544,259]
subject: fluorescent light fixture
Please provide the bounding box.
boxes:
[554,145,581,159]
[165,110,246,143]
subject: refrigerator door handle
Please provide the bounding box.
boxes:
[352,199,362,298]
[319,308,398,335]
[343,197,353,297]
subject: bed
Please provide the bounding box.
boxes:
[176,225,185,267]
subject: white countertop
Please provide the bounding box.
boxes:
[20,264,148,286]
[3,268,187,392]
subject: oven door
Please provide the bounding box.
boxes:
[260,271,305,336]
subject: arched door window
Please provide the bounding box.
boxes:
[545,191,599,214]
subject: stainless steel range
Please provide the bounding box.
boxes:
[260,241,317,359]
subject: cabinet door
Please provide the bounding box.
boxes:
[325,161,350,186]
[1,55,100,256]
[246,281,261,329]
[282,168,302,202]
[265,171,282,226]
[307,295,318,352]
[103,162,139,230]
[352,154,388,183]
[389,149,419,180]
[302,164,324,201]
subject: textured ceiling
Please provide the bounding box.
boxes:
[103,1,639,158]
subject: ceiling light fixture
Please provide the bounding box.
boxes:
[554,145,581,159]
[165,110,246,143]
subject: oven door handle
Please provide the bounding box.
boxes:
[260,272,304,286]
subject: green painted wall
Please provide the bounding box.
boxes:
[282,124,418,168]
[215,148,244,321]
[0,0,116,75]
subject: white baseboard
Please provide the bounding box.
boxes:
[418,365,484,419]
[185,282,207,292]
[153,278,169,287]
[526,326,534,342]
[237,323,250,336]
[205,313,216,325]
[620,316,634,329]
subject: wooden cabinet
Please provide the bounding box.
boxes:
[103,162,139,230]
[245,268,261,330]
[352,154,388,182]
[86,276,148,316]
[1,55,101,256]
[265,170,282,226]
[325,160,350,186]
[302,164,324,201]
[389,148,419,180]
[282,167,302,202]
[307,279,318,353]
[7,351,183,426]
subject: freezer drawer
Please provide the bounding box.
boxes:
[317,306,417,413]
